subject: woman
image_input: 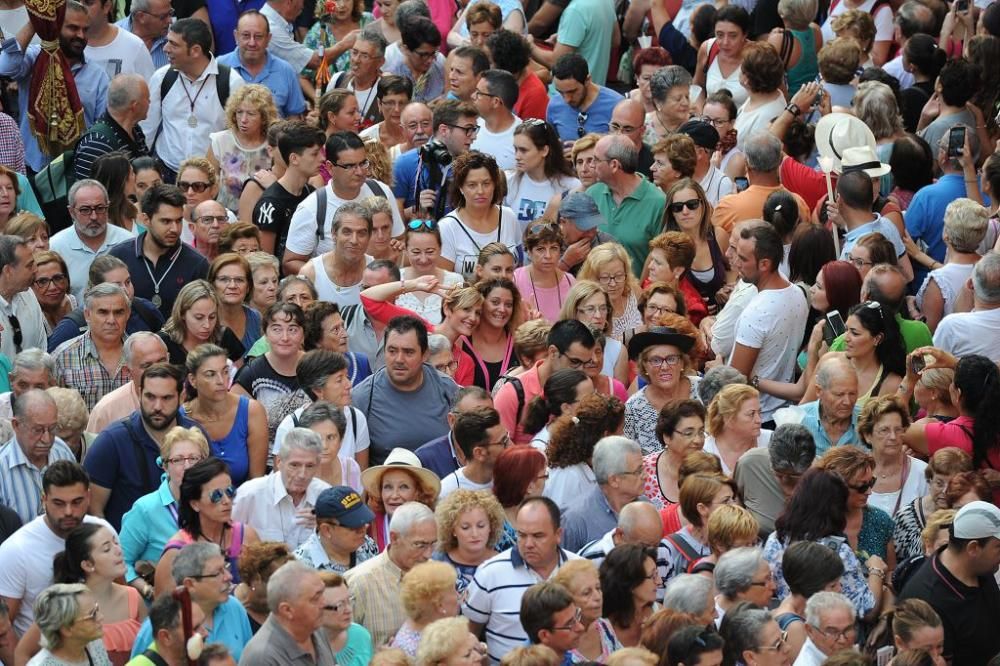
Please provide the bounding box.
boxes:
[319,89,363,139]
[694,6,751,107]
[817,37,862,108]
[220,222,262,256]
[391,561,460,656]
[714,547,777,621]
[131,157,161,204]
[8,211,50,253]
[415,617,485,666]
[370,0,402,44]
[854,82,908,197]
[296,482,379,571]
[583,329,629,403]
[625,326,701,455]
[809,260,862,323]
[27,584,111,665]
[578,244,642,341]
[91,152,140,233]
[560,281,629,383]
[642,400,707,508]
[47,387,93,463]
[821,0,892,65]
[663,179,727,312]
[439,151,521,281]
[553,560,621,662]
[514,222,574,323]
[362,448,441,550]
[600,544,661,647]
[320,572,374,666]
[238,124,285,224]
[303,0,372,87]
[247,252,279,316]
[767,0,820,97]
[637,283,689,333]
[523,369,593,448]
[884,600,945,666]
[772,541,846,661]
[433,489,506,590]
[474,242,516,282]
[397,220,464,325]
[899,36,946,132]
[663,473,736,574]
[641,609,703,659]
[694,503,759,576]
[912,368,959,425]
[31,251,75,335]
[492,446,548,550]
[651,135,697,197]
[0,164,21,232]
[701,91,745,181]
[208,253,262,353]
[860,396,928,518]
[153,457,261,595]
[888,135,935,213]
[206,84,274,214]
[847,233,900,280]
[646,66,694,145]
[891,447,970,562]
[303,302,372,387]
[462,278,521,391]
[360,77,413,153]
[628,48,673,114]
[181,344,269,485]
[732,43,787,150]
[666,626,724,666]
[504,121,579,226]
[158,280,245,367]
[703,384,769,476]
[719,606,792,666]
[571,134,601,190]
[176,158,231,247]
[236,542,294,632]
[233,302,306,410]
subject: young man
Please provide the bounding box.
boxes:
[470,69,521,170]
[438,407,509,498]
[81,0,154,79]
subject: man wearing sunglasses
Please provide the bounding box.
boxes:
[383,16,446,103]
[470,70,521,170]
[521,582,584,665]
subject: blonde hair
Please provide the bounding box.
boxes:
[45,387,88,435]
[706,504,759,555]
[247,250,279,276]
[177,156,216,187]
[857,395,911,445]
[917,368,955,406]
[371,648,414,666]
[415,617,472,666]
[363,194,394,221]
[552,559,600,592]
[606,647,659,666]
[6,211,48,240]
[706,384,760,436]
[400,561,457,622]
[161,280,223,345]
[578,243,639,298]
[830,10,874,51]
[435,489,506,551]
[365,139,393,185]
[225,83,278,137]
[816,446,876,482]
[444,286,485,316]
[571,133,601,162]
[944,198,990,253]
[777,0,817,29]
[500,646,560,666]
[161,425,210,459]
[558,280,613,334]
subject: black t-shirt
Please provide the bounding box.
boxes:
[252,181,315,267]
[170,0,206,18]
[234,354,300,411]
[157,329,245,367]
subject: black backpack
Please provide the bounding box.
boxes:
[314,179,391,243]
[149,64,233,151]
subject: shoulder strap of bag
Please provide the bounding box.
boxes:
[664,533,701,570]
[141,650,170,666]
[216,64,232,108]
[503,375,525,428]
[315,186,328,242]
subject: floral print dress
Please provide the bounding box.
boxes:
[209,130,271,213]
[303,13,374,82]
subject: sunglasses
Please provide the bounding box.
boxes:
[177,181,211,193]
[209,485,237,503]
[407,219,437,231]
[577,112,589,138]
[848,478,876,494]
[669,199,701,213]
[7,313,21,351]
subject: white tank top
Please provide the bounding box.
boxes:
[705,39,749,106]
[309,256,363,308]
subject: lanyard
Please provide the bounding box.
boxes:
[178,73,212,127]
[143,245,183,307]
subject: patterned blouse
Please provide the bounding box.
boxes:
[857,505,894,561]
[302,14,374,81]
[623,378,703,456]
[892,497,929,562]
[642,451,675,509]
[294,532,379,572]
[612,292,642,341]
[569,618,622,663]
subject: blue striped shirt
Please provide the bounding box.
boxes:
[115,16,168,70]
[0,437,76,525]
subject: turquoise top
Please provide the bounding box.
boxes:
[333,623,374,666]
[785,28,818,97]
[119,479,176,583]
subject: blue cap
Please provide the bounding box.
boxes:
[314,486,376,528]
[558,192,605,231]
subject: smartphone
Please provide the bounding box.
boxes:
[948,126,966,159]
[734,176,750,193]
[910,354,927,375]
[824,311,846,345]
[956,0,969,11]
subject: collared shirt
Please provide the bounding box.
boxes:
[0,40,110,171]
[86,381,140,434]
[50,224,136,303]
[792,637,828,666]
[382,55,445,103]
[344,549,407,648]
[106,232,211,318]
[115,16,168,69]
[561,486,620,552]
[240,614,336,666]
[0,289,46,361]
[797,400,862,456]
[73,110,149,183]
[52,331,130,412]
[464,545,582,664]
[139,58,246,171]
[0,110,24,173]
[119,480,178,582]
[260,2,313,74]
[0,436,75,524]
[130,596,253,661]
[217,50,306,117]
[589,176,666,276]
[294,531,379,573]
[231,472,330,548]
[414,433,462,479]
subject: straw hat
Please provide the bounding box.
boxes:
[361,448,442,501]
[815,113,877,174]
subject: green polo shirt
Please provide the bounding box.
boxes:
[588,176,667,275]
[829,313,933,354]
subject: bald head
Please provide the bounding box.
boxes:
[861,264,907,312]
[815,354,856,390]
[617,501,663,547]
[596,133,639,175]
[814,353,858,422]
[108,74,149,114]
[193,200,226,220]
[610,99,646,150]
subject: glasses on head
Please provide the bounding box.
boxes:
[862,300,884,319]
[550,607,584,632]
[323,595,356,612]
[190,562,232,580]
[757,631,788,652]
[407,219,437,231]
[813,625,856,642]
[577,304,609,316]
[608,121,639,134]
[528,221,559,235]
[33,274,68,289]
[670,199,701,213]
[333,159,371,172]
[446,123,479,137]
[166,455,204,466]
[434,359,459,373]
[75,603,101,623]
[198,215,228,225]
[646,354,682,368]
[177,181,210,193]
[848,478,877,494]
[522,118,547,128]
[209,485,237,503]
[75,204,109,217]
[559,352,591,369]
[576,112,589,138]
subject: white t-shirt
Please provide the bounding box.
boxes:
[284,179,404,258]
[729,283,809,420]
[438,467,493,500]
[273,404,371,462]
[85,27,155,80]
[699,166,735,207]
[868,456,928,518]
[438,205,523,281]
[503,172,580,225]
[471,117,522,171]
[933,308,1000,362]
[821,0,893,43]
[0,6,37,45]
[734,94,786,151]
[327,71,379,119]
[704,429,774,475]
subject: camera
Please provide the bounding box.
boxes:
[419,139,453,169]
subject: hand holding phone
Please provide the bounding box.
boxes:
[948,126,966,159]
[824,311,846,346]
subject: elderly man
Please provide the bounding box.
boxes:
[438,407,509,498]
[794,592,857,665]
[334,29,389,129]
[115,0,172,69]
[556,192,611,276]
[0,235,45,361]
[714,547,777,624]
[240,561,336,665]
[0,349,56,420]
[345,502,437,647]
[790,355,861,455]
[464,497,581,663]
[87,332,168,432]
[130,543,252,661]
[578,502,670,599]
[188,200,229,261]
[662,573,716,625]
[416,386,494,478]
[608,99,654,178]
[0,390,76,524]
[561,436,646,552]
[127,594,207,666]
[589,134,666,275]
[934,252,1000,361]
[294,486,379,573]
[73,74,150,183]
[521,582,584,664]
[232,428,331,548]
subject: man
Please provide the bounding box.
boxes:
[607,99,654,178]
[82,0,154,79]
[83,363,197,531]
[299,203,373,308]
[73,73,151,182]
[126,593,207,666]
[0,390,76,524]
[561,436,645,552]
[0,236,45,360]
[283,131,400,273]
[438,407,509,498]
[108,184,209,317]
[49,180,133,303]
[232,428,330,548]
[588,134,666,275]
[556,192,611,276]
[392,99,479,221]
[464,497,581,663]
[546,54,623,142]
[729,223,809,425]
[0,0,110,173]
[344,502,438,646]
[140,18,245,182]
[471,69,521,170]
[917,60,980,158]
[528,0,616,88]
[899,501,1000,665]
[0,461,114,636]
[934,252,1000,361]
[678,119,734,206]
[578,502,668,588]
[130,542,253,661]
[87,332,168,432]
[294,485,379,573]
[341,260,400,367]
[662,574,717,626]
[0,349,56,420]
[239,561,336,665]
[795,592,857,666]
[396,101,433,154]
[712,131,811,234]
[734,424,815,536]
[352,316,458,465]
[495,319,595,443]
[487,29,548,121]
[188,200,228,261]
[449,45,489,102]
[415,386,494,478]
[384,16,446,103]
[835,168,908,269]
[328,28,388,129]
[261,0,343,83]
[706,219,766,360]
[520,582,584,664]
[884,2,936,89]
[115,0,172,70]
[218,10,306,119]
[51,283,130,411]
[783,355,861,455]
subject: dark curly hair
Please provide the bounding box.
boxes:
[599,544,658,629]
[448,150,503,209]
[774,468,849,543]
[545,393,624,468]
[655,399,706,448]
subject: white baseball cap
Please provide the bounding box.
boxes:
[953,501,1000,539]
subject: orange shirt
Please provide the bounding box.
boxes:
[711,184,812,234]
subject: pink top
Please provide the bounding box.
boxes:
[513,267,575,323]
[104,586,142,666]
[926,415,1000,505]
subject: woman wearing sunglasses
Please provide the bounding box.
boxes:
[397,219,463,325]
[663,178,728,314]
[503,120,579,226]
[31,250,75,335]
[153,457,260,597]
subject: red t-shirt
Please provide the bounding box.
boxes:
[780,156,836,212]
[515,71,549,121]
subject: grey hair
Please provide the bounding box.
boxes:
[649,66,692,105]
[804,591,854,628]
[0,234,26,271]
[853,82,903,141]
[724,608,774,655]
[604,134,639,174]
[84,282,130,310]
[247,250,279,275]
[68,179,109,208]
[389,501,436,537]
[108,74,147,112]
[358,26,389,56]
[123,331,167,365]
[277,426,324,459]
[662,574,713,615]
[12,348,56,381]
[34,583,89,651]
[395,0,431,27]
[297,401,347,438]
[715,547,765,599]
[171,542,223,585]
[777,0,817,29]
[944,198,989,254]
[266,560,318,614]
[12,388,56,421]
[895,1,935,37]
[743,131,783,173]
[814,354,855,390]
[130,0,152,11]
[768,424,816,474]
[427,333,452,357]
[698,366,747,405]
[592,436,641,485]
[973,251,1000,305]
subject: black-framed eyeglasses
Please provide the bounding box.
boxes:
[550,607,583,631]
[559,351,591,369]
[209,485,237,503]
[446,123,479,137]
[33,274,68,289]
[576,112,589,138]
[333,159,371,172]
[323,595,356,612]
[75,204,109,217]
[473,90,498,100]
[407,219,437,231]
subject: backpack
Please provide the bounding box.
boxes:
[664,533,703,574]
[150,64,233,151]
[314,179,392,243]
[496,374,526,431]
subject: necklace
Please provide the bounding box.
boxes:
[527,265,564,310]
[178,73,212,128]
[142,243,182,308]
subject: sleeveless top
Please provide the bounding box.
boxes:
[916,262,975,318]
[857,365,887,410]
[103,586,143,666]
[309,256,363,306]
[784,28,819,96]
[686,230,728,307]
[460,334,515,391]
[209,130,271,213]
[612,292,642,340]
[182,395,251,485]
[705,39,748,106]
[164,522,246,585]
[239,305,262,352]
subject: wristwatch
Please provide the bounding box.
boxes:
[750,375,760,389]
[784,102,802,117]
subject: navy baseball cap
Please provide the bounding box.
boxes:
[314,486,376,528]
[558,192,605,231]
[678,119,720,150]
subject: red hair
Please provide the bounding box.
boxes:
[632,47,672,72]
[821,260,862,320]
[493,445,547,508]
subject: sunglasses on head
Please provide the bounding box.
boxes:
[669,199,701,213]
[209,485,237,503]
[407,219,437,231]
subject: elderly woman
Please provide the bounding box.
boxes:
[158,280,245,366]
[208,253,262,353]
[766,0,820,96]
[601,544,661,647]
[415,617,485,666]
[817,37,862,109]
[206,84,275,213]
[560,281,629,383]
[859,396,928,518]
[8,211,50,253]
[714,547,776,622]
[553,560,621,661]
[28,583,111,665]
[247,252,279,317]
[46,387,92,463]
[650,135,696,195]
[694,6,752,106]
[719,606,791,666]
[693,504,759,576]
[391,561,461,656]
[892,447,971,561]
[637,283,688,332]
[320,572,374,666]
[302,301,372,386]
[492,446,548,550]
[237,542,294,632]
[433,489,506,590]
[32,250,75,334]
[219,222,262,256]
[772,541,846,661]
[664,473,737,576]
[363,448,441,550]
[732,43,787,151]
[571,134,601,190]
[641,400,707,508]
[645,66,694,145]
[853,81,908,196]
[578,243,642,341]
[704,384,770,476]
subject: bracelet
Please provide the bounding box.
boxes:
[869,567,886,579]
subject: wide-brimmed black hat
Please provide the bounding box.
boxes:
[627,326,695,360]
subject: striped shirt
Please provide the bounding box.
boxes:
[53,332,130,412]
[463,546,582,664]
[343,550,406,648]
[0,437,76,525]
[114,16,168,69]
